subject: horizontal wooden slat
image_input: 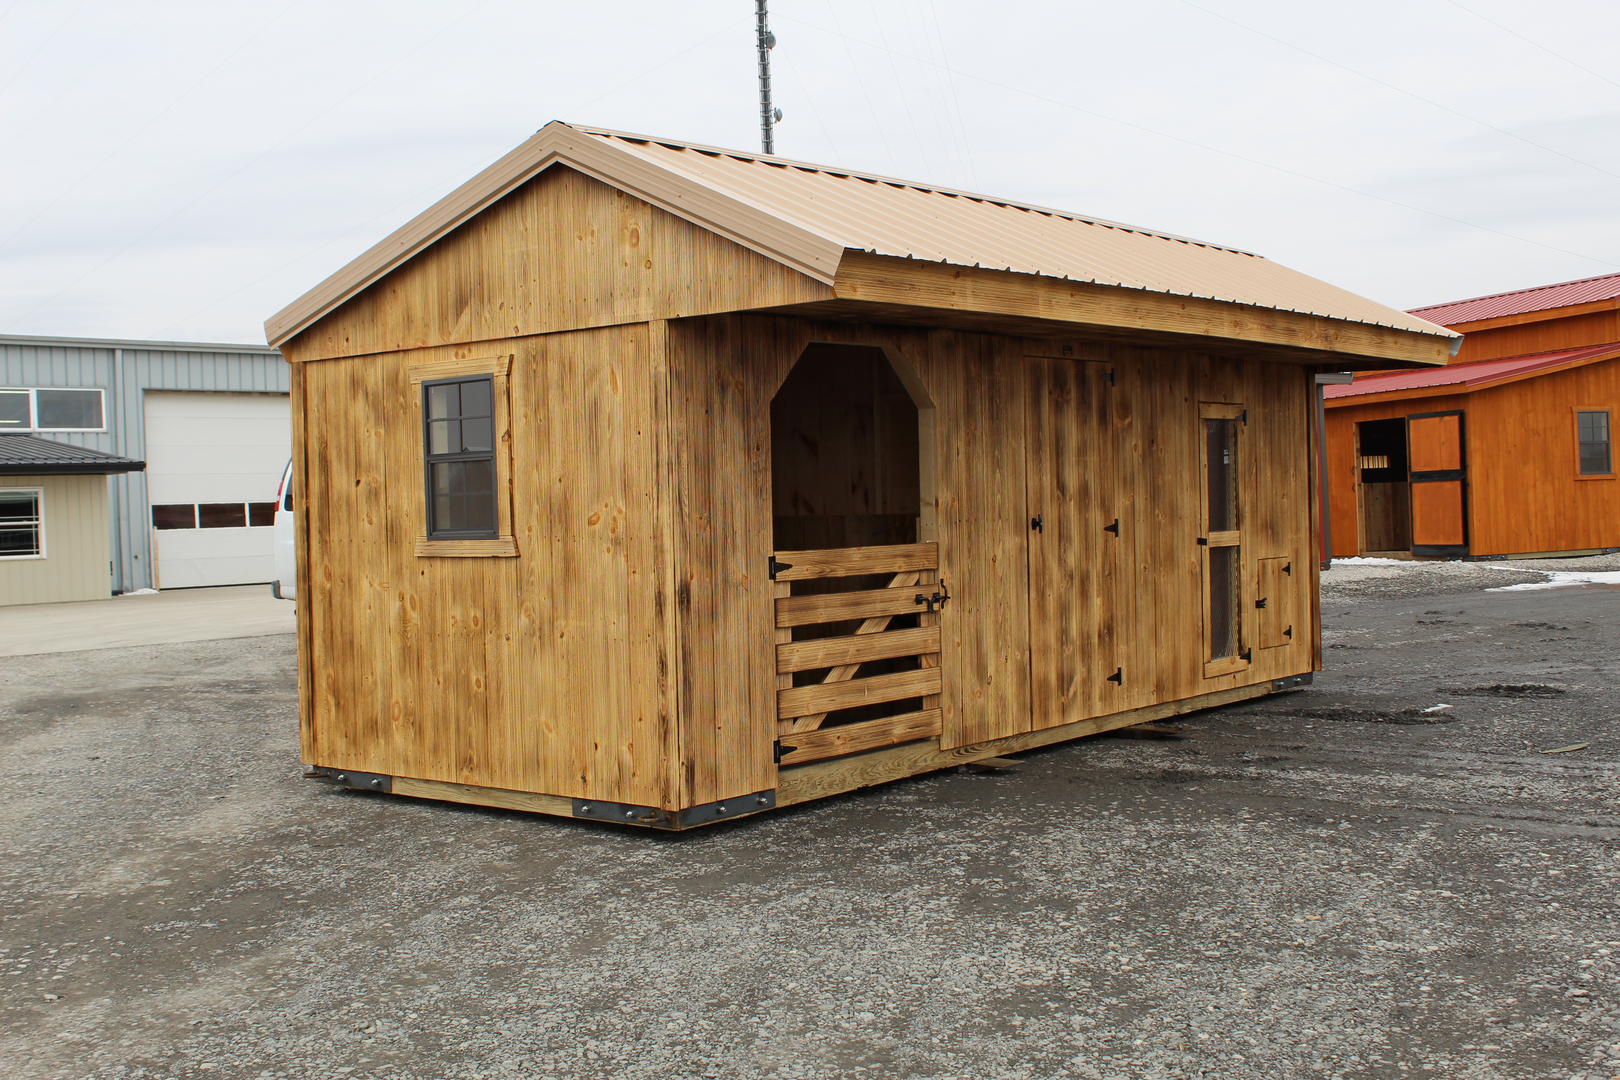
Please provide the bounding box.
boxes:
[1205,530,1240,549]
[777,625,941,674]
[772,542,937,581]
[776,709,942,766]
[777,667,941,719]
[776,583,928,628]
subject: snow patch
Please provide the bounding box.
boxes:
[1330,557,1410,566]
[1487,568,1620,591]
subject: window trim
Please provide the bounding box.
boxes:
[1573,406,1614,480]
[0,486,46,561]
[0,387,107,433]
[1199,401,1249,679]
[408,354,517,558]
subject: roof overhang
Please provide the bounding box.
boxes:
[264,123,845,347]
[776,253,1453,368]
[1324,343,1620,407]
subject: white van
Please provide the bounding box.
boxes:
[271,459,296,601]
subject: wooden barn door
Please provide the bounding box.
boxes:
[1024,356,1121,730]
[1407,410,1468,557]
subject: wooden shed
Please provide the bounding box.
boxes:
[265,122,1455,828]
[1325,273,1620,559]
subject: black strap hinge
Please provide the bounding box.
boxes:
[1255,597,1267,609]
[1106,667,1122,685]
[1197,536,1208,546]
[1104,518,1119,536]
[1104,368,1116,387]
[1282,561,1292,575]
[768,555,794,580]
[773,740,796,765]
[1031,514,1043,533]
[1284,625,1293,639]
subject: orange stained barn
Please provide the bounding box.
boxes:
[1324,273,1620,559]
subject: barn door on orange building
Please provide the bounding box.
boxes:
[1407,410,1468,557]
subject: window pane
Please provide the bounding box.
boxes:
[198,503,246,528]
[0,518,40,555]
[429,461,496,535]
[152,504,196,530]
[1578,410,1611,475]
[461,458,494,495]
[427,383,457,420]
[461,416,492,452]
[36,388,102,429]
[248,502,277,527]
[460,378,492,418]
[1208,544,1240,660]
[0,491,38,522]
[1205,419,1238,532]
[428,419,456,455]
[0,390,29,429]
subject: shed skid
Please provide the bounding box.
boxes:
[269,122,1445,829]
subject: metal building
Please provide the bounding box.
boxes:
[0,334,289,594]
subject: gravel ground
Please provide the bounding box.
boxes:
[2,565,1618,1080]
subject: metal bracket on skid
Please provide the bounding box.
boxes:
[1272,673,1313,691]
[573,790,777,830]
[305,766,392,793]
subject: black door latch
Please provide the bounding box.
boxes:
[915,580,952,614]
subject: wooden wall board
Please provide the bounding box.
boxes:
[1450,308,1620,365]
[1461,360,1620,556]
[1024,354,1120,729]
[281,166,831,364]
[298,322,678,807]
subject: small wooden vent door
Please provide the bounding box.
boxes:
[1256,556,1295,650]
[1024,356,1120,730]
[1407,411,1467,556]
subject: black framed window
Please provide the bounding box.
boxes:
[1578,410,1611,475]
[424,376,497,538]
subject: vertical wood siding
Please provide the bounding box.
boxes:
[299,325,677,805]
[281,166,832,365]
[1325,357,1620,557]
[0,474,110,605]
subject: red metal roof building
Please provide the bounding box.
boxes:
[1323,276,1620,559]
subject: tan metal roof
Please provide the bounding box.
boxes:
[265,121,1459,348]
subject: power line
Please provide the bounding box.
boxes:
[1442,0,1620,95]
[0,0,92,100]
[775,14,1619,270]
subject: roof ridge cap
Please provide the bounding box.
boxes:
[570,123,1259,257]
[1409,270,1620,314]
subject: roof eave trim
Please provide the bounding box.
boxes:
[0,464,145,475]
[264,123,845,347]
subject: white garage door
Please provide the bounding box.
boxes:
[145,391,290,589]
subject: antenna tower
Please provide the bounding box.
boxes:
[756,1,780,154]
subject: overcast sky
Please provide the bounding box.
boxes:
[1,0,1617,346]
